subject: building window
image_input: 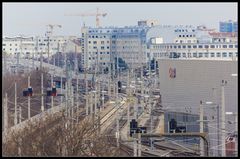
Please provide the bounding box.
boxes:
[204,45,209,48]
[93,41,97,44]
[182,45,186,48]
[107,46,110,49]
[210,45,215,48]
[188,45,191,49]
[222,52,227,57]
[179,35,181,37]
[223,45,227,48]
[89,41,91,44]
[211,53,215,57]
[229,45,233,48]
[235,52,238,57]
[198,45,203,48]
[199,53,203,57]
[217,52,221,57]
[178,45,181,49]
[10,44,12,46]
[193,45,197,48]
[174,46,177,49]
[186,35,189,37]
[204,53,208,57]
[101,41,104,44]
[101,46,104,50]
[183,35,185,37]
[235,45,238,48]
[182,53,186,57]
[193,53,197,57]
[229,52,233,57]
[3,44,6,46]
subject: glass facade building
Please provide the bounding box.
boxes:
[219,20,238,32]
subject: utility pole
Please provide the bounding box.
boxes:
[28,76,31,119]
[71,85,74,121]
[221,80,227,157]
[32,47,35,70]
[116,116,120,148]
[41,73,44,112]
[19,35,23,74]
[47,34,50,65]
[19,106,22,123]
[60,75,63,108]
[150,98,154,150]
[138,132,142,157]
[212,87,220,156]
[127,69,130,137]
[199,100,204,156]
[3,51,6,75]
[85,69,88,116]
[51,75,54,109]
[90,92,93,115]
[14,82,17,125]
[76,74,79,122]
[40,51,43,70]
[133,130,137,157]
[4,93,8,131]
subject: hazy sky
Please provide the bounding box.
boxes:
[3,2,238,37]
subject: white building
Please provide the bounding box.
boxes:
[81,25,150,70]
[2,36,35,58]
[2,35,79,58]
[81,26,113,70]
[146,25,238,60]
[150,42,238,60]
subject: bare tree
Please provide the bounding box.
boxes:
[2,109,119,157]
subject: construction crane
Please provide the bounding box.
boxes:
[45,24,62,64]
[65,8,107,27]
[46,24,62,37]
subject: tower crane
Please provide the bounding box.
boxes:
[46,24,62,37]
[45,24,62,64]
[65,8,107,27]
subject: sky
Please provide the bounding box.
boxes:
[3,2,238,37]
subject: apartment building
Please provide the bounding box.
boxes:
[2,35,78,58]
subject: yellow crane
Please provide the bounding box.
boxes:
[65,8,107,27]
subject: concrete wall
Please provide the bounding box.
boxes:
[158,59,237,114]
